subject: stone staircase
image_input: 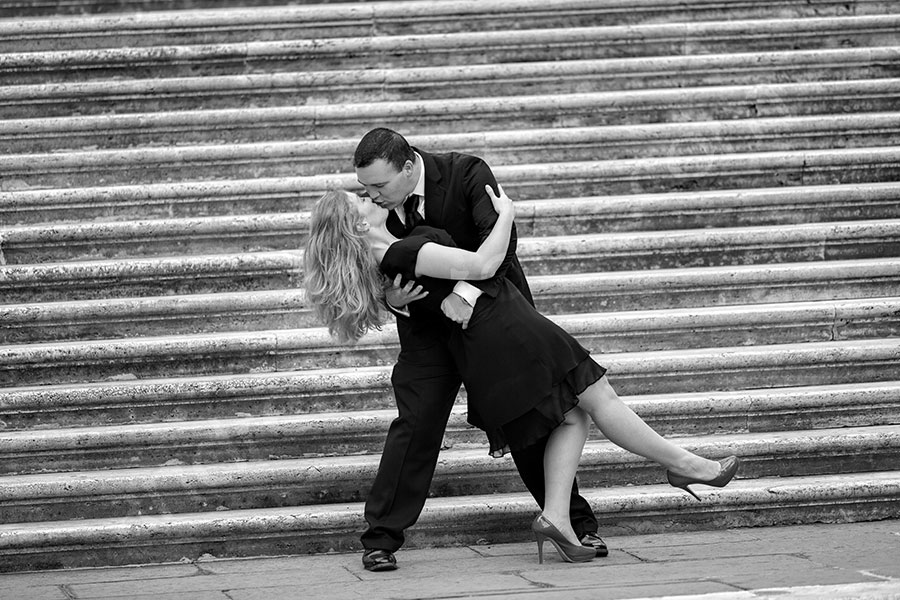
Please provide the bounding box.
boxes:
[1,0,899,572]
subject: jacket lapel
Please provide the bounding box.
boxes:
[416,148,447,225]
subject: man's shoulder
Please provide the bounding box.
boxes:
[422,149,485,168]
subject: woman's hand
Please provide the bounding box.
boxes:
[486,184,513,217]
[385,273,428,309]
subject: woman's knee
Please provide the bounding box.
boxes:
[578,375,620,412]
[563,406,591,431]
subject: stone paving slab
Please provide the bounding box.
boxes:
[1,520,898,599]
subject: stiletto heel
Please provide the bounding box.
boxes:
[666,455,740,501]
[531,515,595,563]
[535,532,546,564]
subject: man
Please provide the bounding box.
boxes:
[353,128,607,571]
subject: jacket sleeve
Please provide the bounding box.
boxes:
[461,156,519,299]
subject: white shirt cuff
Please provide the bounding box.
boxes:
[452,281,483,306]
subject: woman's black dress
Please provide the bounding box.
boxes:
[380,227,607,455]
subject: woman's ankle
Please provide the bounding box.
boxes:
[540,512,580,544]
[669,455,720,479]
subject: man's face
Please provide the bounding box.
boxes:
[356,158,415,211]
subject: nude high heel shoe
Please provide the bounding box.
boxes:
[666,455,740,501]
[532,515,595,564]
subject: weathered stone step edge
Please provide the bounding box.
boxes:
[0,289,314,344]
[0,250,303,301]
[3,233,898,306]
[519,218,900,274]
[493,147,900,198]
[1,426,897,524]
[4,48,897,117]
[4,258,900,345]
[2,295,898,375]
[0,471,895,571]
[0,213,308,263]
[0,0,359,19]
[2,382,898,472]
[4,113,898,177]
[7,0,894,50]
[1,339,897,412]
[530,257,900,314]
[2,219,896,288]
[6,13,897,61]
[7,0,896,18]
[5,153,900,220]
[0,376,893,441]
[6,182,900,260]
[6,145,900,196]
[2,15,896,71]
[6,79,900,153]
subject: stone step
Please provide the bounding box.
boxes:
[0,250,303,302]
[4,168,899,230]
[518,219,900,274]
[4,114,899,187]
[2,426,898,523]
[4,258,900,345]
[1,213,309,263]
[5,182,900,261]
[493,147,900,198]
[0,0,312,18]
[1,338,897,416]
[2,381,898,472]
[3,296,899,386]
[530,257,900,314]
[6,79,900,153]
[4,47,898,118]
[4,297,899,387]
[7,0,898,52]
[0,471,896,571]
[3,15,898,85]
[3,218,898,302]
[11,0,900,19]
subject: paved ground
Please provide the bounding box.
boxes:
[1,519,898,600]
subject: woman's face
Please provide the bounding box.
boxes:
[349,191,387,229]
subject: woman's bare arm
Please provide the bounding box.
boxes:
[413,185,514,281]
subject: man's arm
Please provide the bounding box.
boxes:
[461,157,520,294]
[440,159,519,328]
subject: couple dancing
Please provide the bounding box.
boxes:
[304,128,739,570]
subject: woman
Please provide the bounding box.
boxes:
[304,186,739,564]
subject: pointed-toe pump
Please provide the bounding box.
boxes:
[666,455,740,501]
[532,515,596,564]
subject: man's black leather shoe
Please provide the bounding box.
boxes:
[362,549,398,571]
[580,532,609,557]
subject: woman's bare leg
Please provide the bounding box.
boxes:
[540,406,590,545]
[577,376,721,480]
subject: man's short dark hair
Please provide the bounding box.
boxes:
[353,128,415,171]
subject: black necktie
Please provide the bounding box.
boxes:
[403,195,423,232]
[386,210,405,237]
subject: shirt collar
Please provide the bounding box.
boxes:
[396,152,426,221]
[411,151,426,198]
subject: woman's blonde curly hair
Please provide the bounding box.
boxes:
[304,190,387,343]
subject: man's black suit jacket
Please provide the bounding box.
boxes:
[414,147,533,303]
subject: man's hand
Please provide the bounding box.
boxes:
[441,292,474,329]
[385,274,428,309]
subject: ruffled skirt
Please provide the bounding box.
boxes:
[484,356,606,457]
